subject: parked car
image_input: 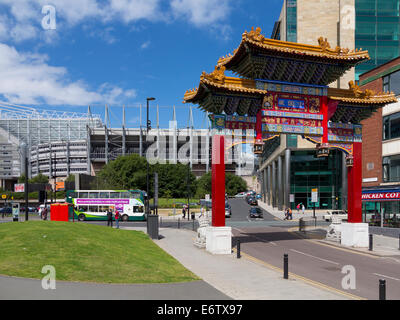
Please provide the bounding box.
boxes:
[256,194,262,200]
[225,203,232,218]
[235,192,247,198]
[20,207,38,213]
[323,210,348,222]
[249,207,263,219]
[0,207,12,215]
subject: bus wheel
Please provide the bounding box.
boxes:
[122,214,129,222]
[78,214,85,222]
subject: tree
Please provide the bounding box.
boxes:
[29,173,49,184]
[195,172,247,198]
[95,155,197,198]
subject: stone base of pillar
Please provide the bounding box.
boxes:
[206,227,232,255]
[340,223,369,248]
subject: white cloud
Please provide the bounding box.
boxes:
[0,0,233,43]
[140,40,151,49]
[170,0,232,27]
[0,43,136,106]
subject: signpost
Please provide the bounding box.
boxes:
[311,188,318,219]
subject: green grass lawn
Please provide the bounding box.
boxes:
[0,221,199,284]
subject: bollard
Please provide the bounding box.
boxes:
[379,279,386,300]
[178,218,180,229]
[237,240,241,259]
[284,254,289,279]
[369,234,373,251]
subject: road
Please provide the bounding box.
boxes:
[228,198,400,300]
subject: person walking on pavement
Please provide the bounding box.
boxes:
[182,205,186,219]
[284,208,289,220]
[302,204,305,215]
[107,208,113,227]
[289,207,293,220]
[115,210,120,229]
[296,203,301,214]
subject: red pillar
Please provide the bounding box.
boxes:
[212,135,226,227]
[256,109,262,141]
[347,142,363,223]
[321,96,329,144]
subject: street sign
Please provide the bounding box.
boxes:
[290,194,295,203]
[311,188,318,203]
[1,194,6,200]
[205,194,210,201]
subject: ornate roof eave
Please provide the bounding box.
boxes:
[185,72,397,108]
[328,84,397,106]
[218,27,370,69]
[183,66,264,104]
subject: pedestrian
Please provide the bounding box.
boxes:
[302,204,305,215]
[182,205,186,219]
[200,206,204,218]
[107,208,113,227]
[115,210,120,229]
[289,207,293,220]
[284,208,289,220]
[42,207,48,221]
[296,203,301,214]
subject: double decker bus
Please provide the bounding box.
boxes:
[66,190,146,222]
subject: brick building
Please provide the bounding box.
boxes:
[360,56,400,226]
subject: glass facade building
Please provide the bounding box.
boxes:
[355,0,400,79]
[290,150,344,210]
[286,0,297,42]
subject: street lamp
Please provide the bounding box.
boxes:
[146,97,155,217]
[18,142,29,221]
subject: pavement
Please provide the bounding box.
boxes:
[1,205,400,300]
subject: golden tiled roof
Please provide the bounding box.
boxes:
[328,82,397,105]
[218,27,370,67]
[184,68,396,106]
[184,66,262,102]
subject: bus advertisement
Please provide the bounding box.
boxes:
[66,190,146,222]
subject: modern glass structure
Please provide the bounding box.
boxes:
[355,0,400,78]
[286,0,297,42]
[290,150,344,210]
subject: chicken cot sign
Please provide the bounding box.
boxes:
[362,191,400,201]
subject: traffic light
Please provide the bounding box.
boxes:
[147,120,152,130]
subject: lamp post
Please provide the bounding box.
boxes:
[19,142,29,222]
[146,97,155,216]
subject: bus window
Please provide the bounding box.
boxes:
[110,192,120,198]
[69,192,78,199]
[89,192,99,199]
[120,192,131,199]
[88,206,99,213]
[99,192,109,198]
[80,192,89,199]
[131,192,140,199]
[99,206,109,213]
[79,206,88,212]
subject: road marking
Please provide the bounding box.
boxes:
[232,248,364,300]
[290,249,340,265]
[232,228,278,246]
[373,273,400,282]
[287,227,380,259]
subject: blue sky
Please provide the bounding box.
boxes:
[0,0,283,128]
